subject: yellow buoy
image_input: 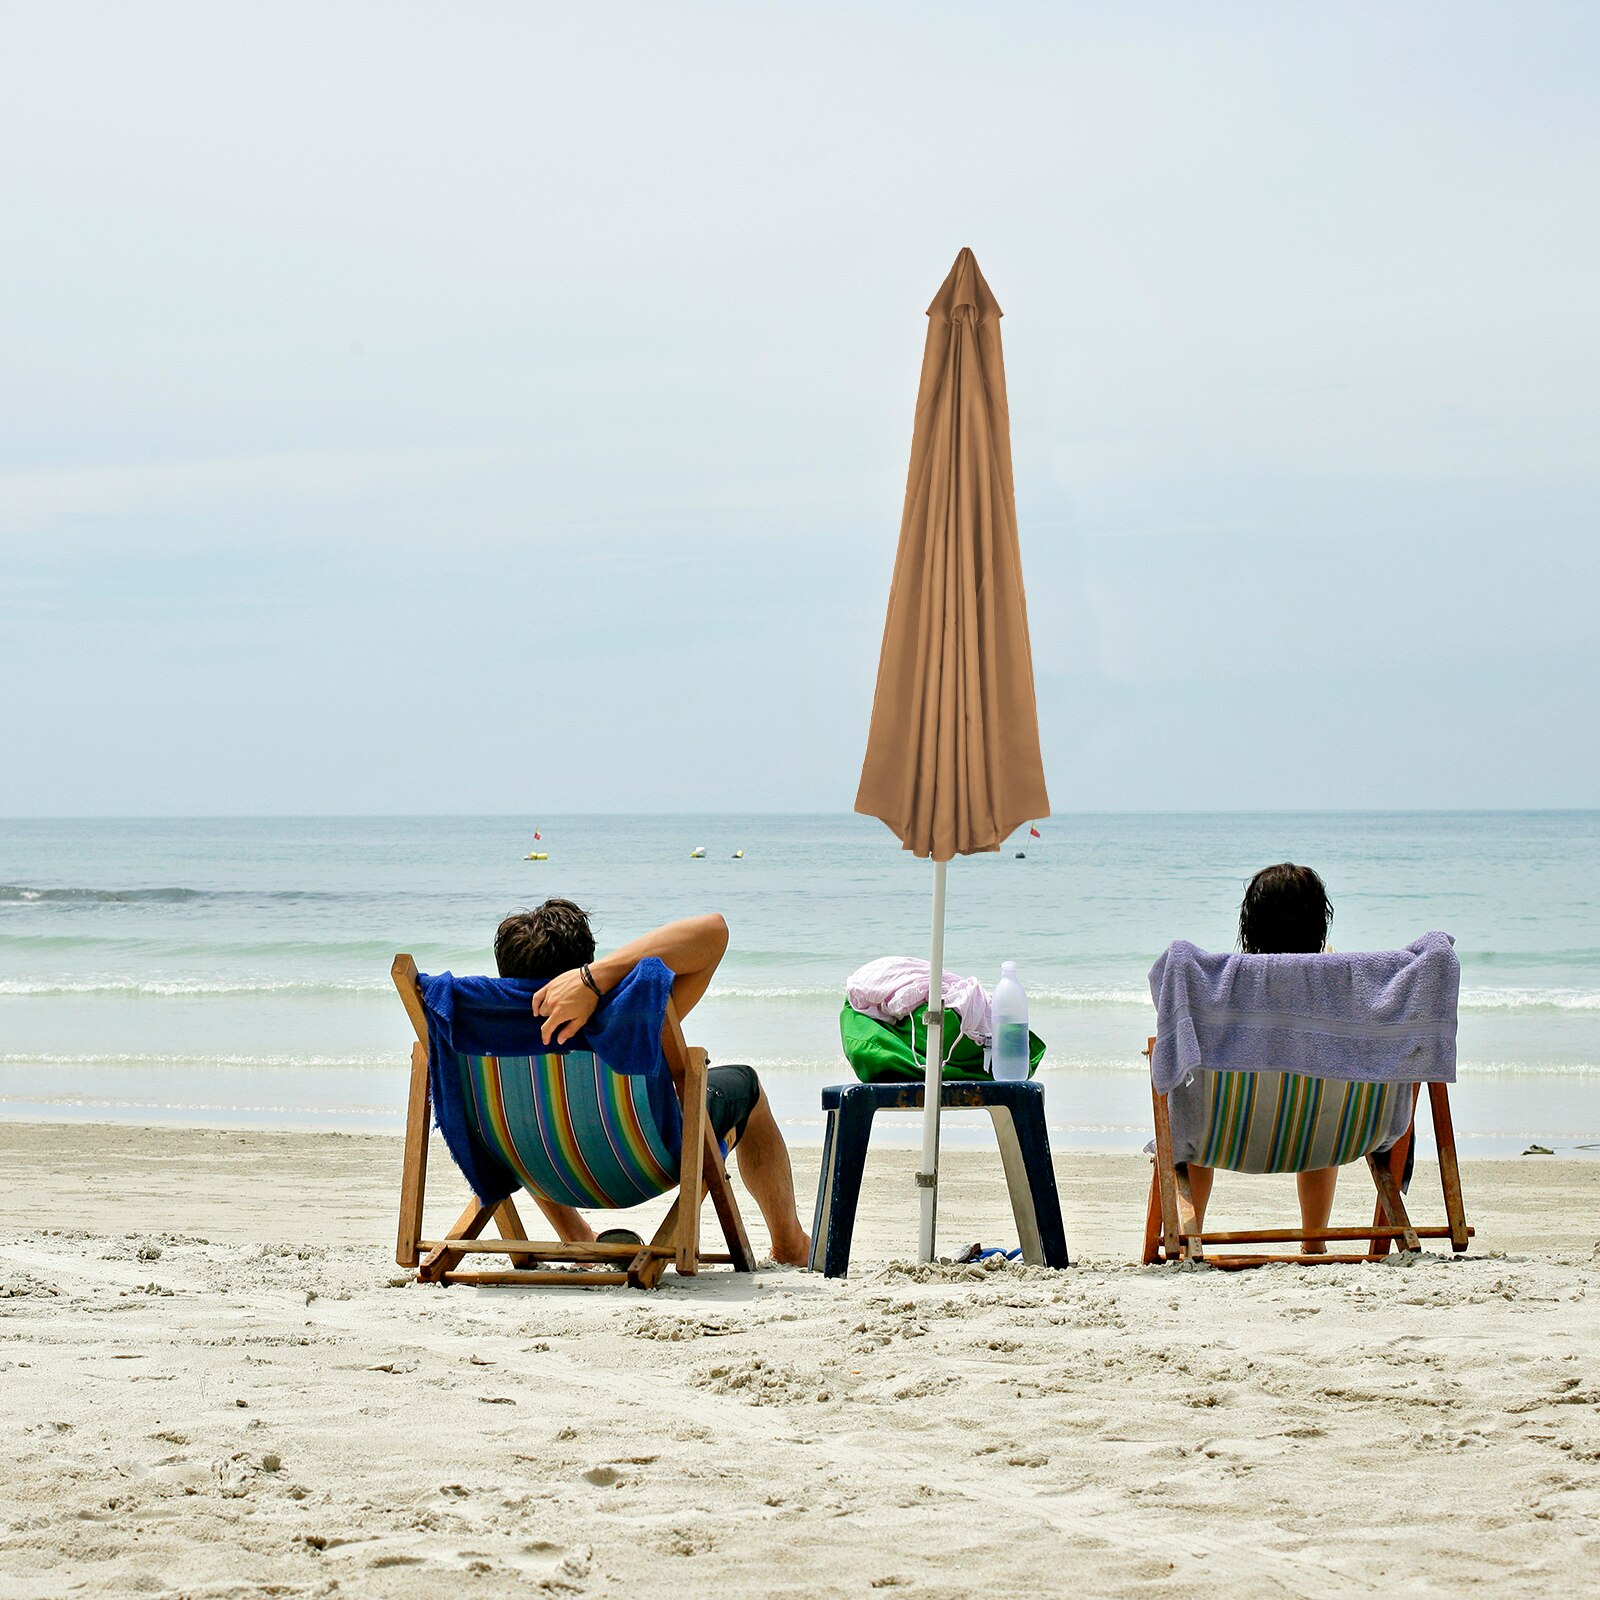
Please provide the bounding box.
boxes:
[732,849,744,859]
[524,852,548,861]
[689,846,706,859]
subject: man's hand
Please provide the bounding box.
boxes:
[531,968,599,1046]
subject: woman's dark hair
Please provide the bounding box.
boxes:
[1238,863,1332,955]
[494,898,596,978]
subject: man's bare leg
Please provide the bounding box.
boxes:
[729,1096,810,1266]
[1296,1167,1338,1254]
[533,1197,595,1243]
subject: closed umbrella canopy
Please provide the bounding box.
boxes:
[855,247,1048,861]
[854,248,1050,1261]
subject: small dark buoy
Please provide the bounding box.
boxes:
[1015,851,1026,859]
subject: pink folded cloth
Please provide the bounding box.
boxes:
[845,956,992,1045]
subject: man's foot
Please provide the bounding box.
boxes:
[768,1231,810,1268]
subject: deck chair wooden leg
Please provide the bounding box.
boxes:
[627,1247,662,1288]
[659,1001,754,1274]
[396,1039,431,1268]
[703,1120,756,1271]
[1172,1163,1205,1261]
[1142,1169,1165,1264]
[1369,1085,1420,1257]
[632,1196,682,1289]
[1367,1155,1421,1253]
[675,1048,709,1276]
[1150,1085,1183,1260]
[1430,1082,1470,1251]
[419,1196,496,1282]
[494,1198,537,1270]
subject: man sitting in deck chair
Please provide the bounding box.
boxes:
[497,900,810,1267]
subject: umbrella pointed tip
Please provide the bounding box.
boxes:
[929,249,1000,322]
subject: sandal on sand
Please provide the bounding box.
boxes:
[595,1228,645,1249]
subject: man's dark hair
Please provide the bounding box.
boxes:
[495,898,596,979]
[1238,863,1332,955]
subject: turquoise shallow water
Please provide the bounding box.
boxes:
[1,813,1596,1155]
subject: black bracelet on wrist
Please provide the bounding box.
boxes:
[579,964,601,998]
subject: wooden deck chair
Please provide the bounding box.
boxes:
[1141,1038,1473,1268]
[392,954,756,1288]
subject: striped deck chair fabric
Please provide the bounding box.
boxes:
[443,1047,679,1210]
[1175,1069,1410,1174]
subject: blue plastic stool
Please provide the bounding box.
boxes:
[808,1080,1071,1278]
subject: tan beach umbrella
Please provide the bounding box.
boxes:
[856,247,1050,1261]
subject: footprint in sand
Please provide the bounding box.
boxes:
[212,1452,255,1498]
[558,1547,593,1579]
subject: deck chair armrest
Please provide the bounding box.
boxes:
[392,954,429,1044]
[659,998,695,1101]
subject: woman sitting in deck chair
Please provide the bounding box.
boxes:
[1184,863,1344,1251]
[1144,861,1470,1266]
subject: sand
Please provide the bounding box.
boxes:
[1,1122,1597,1599]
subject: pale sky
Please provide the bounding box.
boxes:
[2,2,1596,815]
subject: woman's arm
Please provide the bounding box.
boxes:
[530,913,729,1046]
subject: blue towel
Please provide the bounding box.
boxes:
[416,958,680,1205]
[1147,933,1459,1093]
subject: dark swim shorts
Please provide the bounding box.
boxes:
[704,1063,761,1146]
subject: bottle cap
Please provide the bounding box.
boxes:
[1001,960,1018,977]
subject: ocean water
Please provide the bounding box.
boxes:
[1,813,1596,1157]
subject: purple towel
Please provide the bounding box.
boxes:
[1147,932,1459,1093]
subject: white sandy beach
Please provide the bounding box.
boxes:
[2,1123,1597,1598]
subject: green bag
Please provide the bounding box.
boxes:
[839,1002,1045,1084]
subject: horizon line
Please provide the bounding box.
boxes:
[3,807,1597,823]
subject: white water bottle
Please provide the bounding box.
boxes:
[991,961,1030,1081]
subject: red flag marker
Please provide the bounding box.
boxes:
[1029,825,1041,839]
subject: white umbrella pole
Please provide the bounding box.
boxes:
[917,859,948,1263]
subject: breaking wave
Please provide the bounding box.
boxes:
[0,977,389,998]
[0,884,343,905]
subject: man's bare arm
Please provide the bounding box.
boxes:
[530,913,729,1046]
